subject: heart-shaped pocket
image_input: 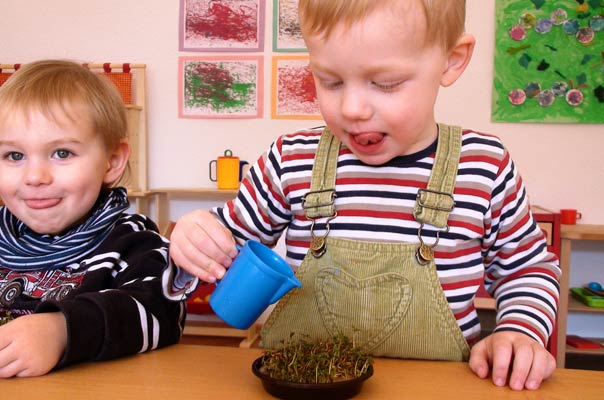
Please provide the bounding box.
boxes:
[315,267,412,351]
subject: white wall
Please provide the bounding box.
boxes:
[1,0,601,338]
[2,0,602,223]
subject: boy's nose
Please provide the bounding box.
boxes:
[340,88,373,120]
[24,161,52,185]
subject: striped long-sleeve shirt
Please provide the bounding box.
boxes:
[215,127,560,347]
[0,213,186,368]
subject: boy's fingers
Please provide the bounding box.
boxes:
[490,340,513,387]
[509,344,532,390]
[522,349,556,390]
[468,341,490,378]
[196,220,237,263]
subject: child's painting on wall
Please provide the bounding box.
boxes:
[180,0,265,52]
[492,0,604,123]
[273,0,306,52]
[271,56,321,119]
[179,56,263,119]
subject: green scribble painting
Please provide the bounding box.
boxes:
[178,55,263,119]
[492,0,604,123]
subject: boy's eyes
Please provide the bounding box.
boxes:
[319,80,343,90]
[373,81,403,91]
[318,79,403,91]
[53,149,73,159]
[6,152,24,161]
[1,149,75,162]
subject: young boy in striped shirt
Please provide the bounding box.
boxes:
[169,0,560,390]
[0,60,185,377]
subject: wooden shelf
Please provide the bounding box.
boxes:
[474,296,495,310]
[183,316,260,349]
[568,294,604,313]
[126,190,154,198]
[557,223,604,368]
[152,187,238,197]
[566,338,604,355]
[561,224,604,240]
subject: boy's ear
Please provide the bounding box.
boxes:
[103,139,131,185]
[441,34,476,87]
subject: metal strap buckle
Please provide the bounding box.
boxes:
[416,188,455,212]
[415,223,450,266]
[301,189,337,209]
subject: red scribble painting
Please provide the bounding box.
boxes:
[180,0,265,51]
[271,56,321,119]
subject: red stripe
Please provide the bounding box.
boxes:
[240,180,271,226]
[336,209,415,220]
[282,152,316,162]
[499,319,546,345]
[255,157,289,211]
[286,239,311,248]
[441,277,483,291]
[459,154,501,166]
[283,181,311,197]
[453,187,491,201]
[435,244,481,259]
[497,211,530,240]
[453,305,475,320]
[337,177,426,187]
[227,208,256,237]
[448,219,484,234]
[495,236,544,260]
[499,266,560,285]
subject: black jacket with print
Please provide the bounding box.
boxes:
[0,213,186,368]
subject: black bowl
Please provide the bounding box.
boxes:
[251,356,374,400]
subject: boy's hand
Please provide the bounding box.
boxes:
[0,312,67,377]
[169,209,238,283]
[469,330,556,390]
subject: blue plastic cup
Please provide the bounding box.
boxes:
[209,241,302,329]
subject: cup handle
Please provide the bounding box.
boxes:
[238,161,249,181]
[577,212,582,219]
[209,159,217,182]
[215,243,241,287]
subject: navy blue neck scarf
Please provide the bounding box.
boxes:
[0,187,129,271]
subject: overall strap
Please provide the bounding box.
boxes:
[413,124,462,228]
[301,128,340,219]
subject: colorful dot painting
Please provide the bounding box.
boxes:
[493,0,604,123]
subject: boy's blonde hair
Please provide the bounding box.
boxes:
[0,59,129,185]
[298,0,466,52]
[0,59,128,153]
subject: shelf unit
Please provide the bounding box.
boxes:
[151,187,238,235]
[557,224,604,367]
[156,196,263,349]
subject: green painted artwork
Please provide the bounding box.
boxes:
[492,0,604,123]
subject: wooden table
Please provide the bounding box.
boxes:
[1,344,602,399]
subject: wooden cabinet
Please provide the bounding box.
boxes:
[556,224,604,368]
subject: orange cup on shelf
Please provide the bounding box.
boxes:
[560,209,582,225]
[209,150,249,190]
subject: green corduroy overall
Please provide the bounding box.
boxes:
[261,125,470,361]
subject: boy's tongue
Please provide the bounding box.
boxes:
[352,132,384,145]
